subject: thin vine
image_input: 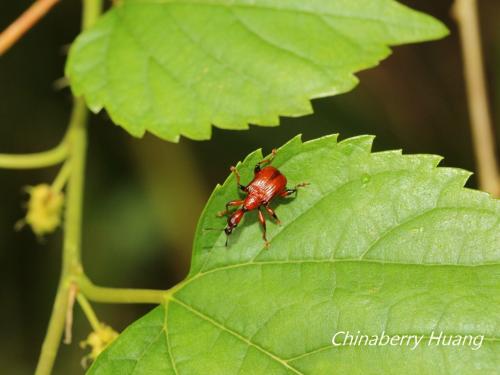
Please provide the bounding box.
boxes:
[452,0,500,196]
[0,0,61,56]
[0,0,169,374]
[32,1,170,373]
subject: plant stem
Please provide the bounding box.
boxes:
[77,293,101,332]
[0,142,67,169]
[0,0,60,56]
[34,280,70,375]
[35,1,102,372]
[82,0,103,29]
[452,0,500,196]
[79,275,167,304]
[32,0,172,372]
[62,98,88,274]
[34,98,88,375]
[51,159,72,193]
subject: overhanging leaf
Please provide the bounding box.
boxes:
[88,135,500,374]
[66,1,448,141]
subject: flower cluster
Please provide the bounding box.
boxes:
[80,323,119,365]
[18,184,64,236]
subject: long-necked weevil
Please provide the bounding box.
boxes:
[218,149,308,247]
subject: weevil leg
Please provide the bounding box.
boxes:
[258,208,270,248]
[280,182,310,198]
[217,199,245,217]
[254,148,277,174]
[229,166,246,192]
[264,204,281,225]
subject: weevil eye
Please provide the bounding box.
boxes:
[224,227,232,235]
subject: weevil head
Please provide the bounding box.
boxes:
[228,209,245,227]
[224,209,245,238]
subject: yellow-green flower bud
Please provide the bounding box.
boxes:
[80,323,119,365]
[22,184,64,236]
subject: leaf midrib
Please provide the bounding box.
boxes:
[171,297,305,374]
[162,290,500,375]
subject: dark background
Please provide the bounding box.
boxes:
[0,1,498,374]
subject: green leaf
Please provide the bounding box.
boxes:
[66,1,448,141]
[88,135,500,374]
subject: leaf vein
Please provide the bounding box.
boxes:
[171,297,304,375]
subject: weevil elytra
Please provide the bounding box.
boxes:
[218,149,308,247]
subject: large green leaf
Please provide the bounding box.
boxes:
[88,135,499,374]
[66,1,448,141]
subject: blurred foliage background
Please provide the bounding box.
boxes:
[0,1,498,374]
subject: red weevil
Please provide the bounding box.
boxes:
[218,149,308,247]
